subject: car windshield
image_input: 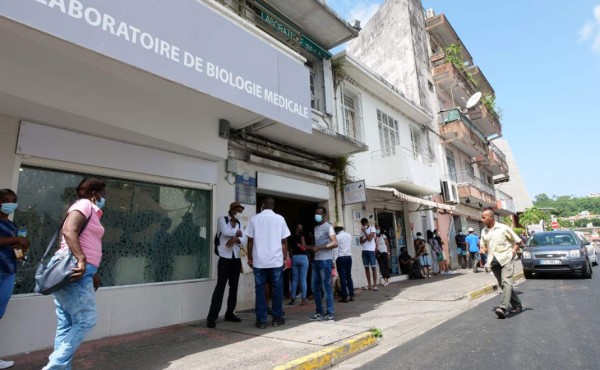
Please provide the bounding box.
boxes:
[528,233,576,247]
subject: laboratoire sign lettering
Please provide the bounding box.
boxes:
[0,0,312,133]
[259,11,332,60]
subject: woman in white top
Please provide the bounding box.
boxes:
[375,227,391,287]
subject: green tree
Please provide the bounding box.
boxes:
[520,207,550,234]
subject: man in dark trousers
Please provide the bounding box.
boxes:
[206,202,245,328]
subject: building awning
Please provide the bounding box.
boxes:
[367,186,455,211]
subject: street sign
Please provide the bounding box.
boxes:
[551,221,559,230]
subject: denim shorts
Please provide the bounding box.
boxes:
[362,250,377,267]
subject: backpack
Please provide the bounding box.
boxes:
[214,216,241,256]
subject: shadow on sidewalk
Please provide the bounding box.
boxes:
[8,271,474,370]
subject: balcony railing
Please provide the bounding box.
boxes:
[496,189,516,213]
[440,108,487,144]
[489,141,506,162]
[215,0,302,51]
[448,171,495,197]
[372,145,435,167]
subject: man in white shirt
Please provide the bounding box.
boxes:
[246,198,290,329]
[480,209,524,319]
[206,202,245,328]
[334,222,354,303]
[360,218,378,290]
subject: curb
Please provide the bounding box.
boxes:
[467,283,498,300]
[467,271,525,301]
[273,331,378,370]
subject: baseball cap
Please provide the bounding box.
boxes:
[334,221,344,228]
[229,201,245,211]
[468,227,474,232]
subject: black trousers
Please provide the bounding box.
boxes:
[207,257,241,322]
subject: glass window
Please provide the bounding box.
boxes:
[377,109,400,157]
[410,125,423,160]
[341,88,362,141]
[12,166,211,294]
[446,149,457,182]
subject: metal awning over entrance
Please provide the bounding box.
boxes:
[367,186,455,211]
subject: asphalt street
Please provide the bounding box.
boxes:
[355,266,600,370]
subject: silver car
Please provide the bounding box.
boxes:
[521,231,593,279]
[574,231,598,266]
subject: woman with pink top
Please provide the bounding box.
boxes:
[43,178,106,370]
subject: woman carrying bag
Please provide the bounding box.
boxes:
[43,178,106,370]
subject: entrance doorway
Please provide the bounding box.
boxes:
[256,194,320,299]
[255,194,319,240]
[375,209,407,275]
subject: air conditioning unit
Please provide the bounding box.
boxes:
[425,8,436,19]
[441,180,459,204]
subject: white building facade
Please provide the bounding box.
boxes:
[0,0,364,356]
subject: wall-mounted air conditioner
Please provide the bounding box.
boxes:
[441,180,459,204]
[425,8,436,19]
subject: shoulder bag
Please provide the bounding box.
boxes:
[34,214,91,295]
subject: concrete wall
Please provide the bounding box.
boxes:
[347,0,436,117]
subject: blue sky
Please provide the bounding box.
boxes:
[327,0,600,200]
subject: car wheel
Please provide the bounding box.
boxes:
[582,261,592,279]
[524,270,533,279]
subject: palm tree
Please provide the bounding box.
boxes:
[519,207,549,235]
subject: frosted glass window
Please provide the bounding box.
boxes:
[12,166,211,294]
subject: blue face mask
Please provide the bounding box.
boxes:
[1,202,18,215]
[95,197,106,210]
[376,230,381,235]
[315,214,323,223]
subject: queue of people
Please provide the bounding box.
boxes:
[1,180,523,369]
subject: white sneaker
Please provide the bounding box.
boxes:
[0,359,14,369]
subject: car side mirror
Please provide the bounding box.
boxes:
[582,240,591,246]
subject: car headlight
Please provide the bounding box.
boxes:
[569,250,581,257]
[522,251,531,259]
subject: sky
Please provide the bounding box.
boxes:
[326,0,600,200]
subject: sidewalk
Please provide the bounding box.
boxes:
[8,264,523,370]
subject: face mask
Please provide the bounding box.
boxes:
[376,230,381,235]
[315,214,323,223]
[95,197,106,210]
[1,202,18,215]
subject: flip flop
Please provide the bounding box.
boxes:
[373,287,379,291]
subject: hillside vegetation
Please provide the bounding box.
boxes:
[533,194,600,217]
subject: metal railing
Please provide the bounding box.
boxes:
[489,141,506,162]
[372,145,435,167]
[215,0,302,51]
[448,171,495,196]
[439,108,487,145]
[496,189,516,212]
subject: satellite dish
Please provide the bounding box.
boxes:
[465,92,482,109]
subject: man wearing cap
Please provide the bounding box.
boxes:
[206,201,245,328]
[334,222,354,303]
[465,227,480,272]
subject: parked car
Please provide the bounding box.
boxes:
[574,231,598,266]
[521,231,593,279]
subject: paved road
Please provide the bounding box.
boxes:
[353,268,600,370]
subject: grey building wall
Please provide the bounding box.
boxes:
[493,138,534,212]
[346,0,436,117]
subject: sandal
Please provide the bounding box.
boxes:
[373,287,379,291]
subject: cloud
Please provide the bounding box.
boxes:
[348,3,381,25]
[327,0,382,25]
[579,5,600,52]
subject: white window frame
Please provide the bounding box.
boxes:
[377,109,400,157]
[341,84,363,141]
